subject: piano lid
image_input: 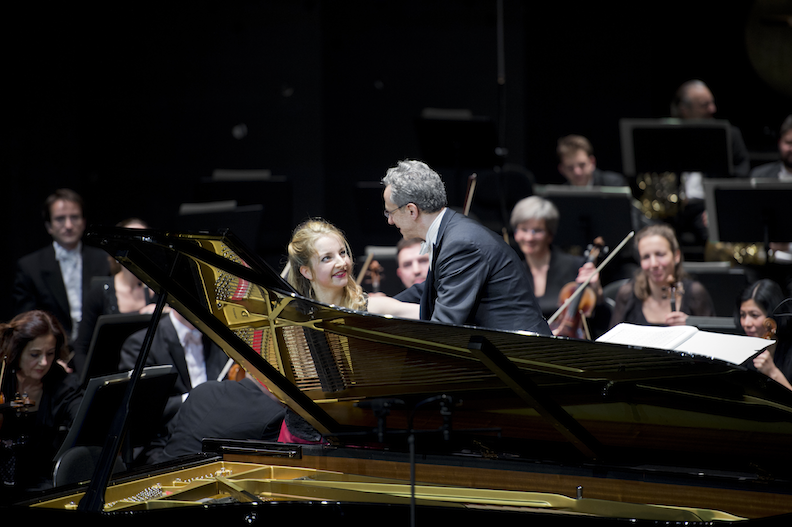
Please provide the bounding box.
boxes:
[86,226,792,475]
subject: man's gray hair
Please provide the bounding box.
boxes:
[382,160,447,213]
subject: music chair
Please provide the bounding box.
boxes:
[602,278,630,310]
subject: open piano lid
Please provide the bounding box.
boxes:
[14,225,792,522]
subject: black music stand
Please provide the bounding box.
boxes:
[620,118,733,176]
[704,179,792,244]
[56,365,176,463]
[176,203,265,253]
[79,313,154,388]
[534,185,634,249]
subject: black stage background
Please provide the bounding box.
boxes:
[3,1,791,320]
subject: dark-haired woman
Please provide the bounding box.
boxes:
[737,279,791,391]
[1,311,82,489]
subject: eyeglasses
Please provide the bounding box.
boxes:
[517,227,546,236]
[383,204,408,219]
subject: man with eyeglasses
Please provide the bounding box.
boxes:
[13,189,110,343]
[383,160,550,335]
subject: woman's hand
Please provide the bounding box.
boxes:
[664,311,688,326]
[753,350,778,377]
[753,348,792,391]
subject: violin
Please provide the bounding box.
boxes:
[762,318,778,340]
[550,237,607,339]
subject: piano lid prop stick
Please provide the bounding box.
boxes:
[548,231,635,325]
[356,252,375,286]
[280,264,289,280]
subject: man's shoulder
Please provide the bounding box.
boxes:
[126,315,176,344]
[83,244,109,257]
[749,161,781,178]
[17,245,54,266]
[593,169,627,186]
[443,210,502,244]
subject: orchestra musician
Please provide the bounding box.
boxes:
[609,224,715,328]
[72,218,160,377]
[737,279,792,391]
[385,160,550,335]
[287,218,419,318]
[509,196,602,320]
[0,311,82,490]
[156,368,287,462]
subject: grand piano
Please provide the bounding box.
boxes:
[6,226,792,524]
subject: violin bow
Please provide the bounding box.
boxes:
[356,252,375,286]
[548,231,635,325]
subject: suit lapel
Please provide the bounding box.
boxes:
[81,246,107,305]
[420,209,455,320]
[202,336,226,382]
[40,246,70,321]
[162,317,191,391]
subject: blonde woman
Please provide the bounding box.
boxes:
[287,219,418,318]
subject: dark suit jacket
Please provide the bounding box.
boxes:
[591,168,628,187]
[119,315,228,423]
[749,161,784,179]
[159,377,286,462]
[417,209,550,335]
[13,244,111,339]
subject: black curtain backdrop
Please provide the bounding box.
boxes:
[3,0,790,320]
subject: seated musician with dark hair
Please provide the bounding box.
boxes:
[736,279,792,391]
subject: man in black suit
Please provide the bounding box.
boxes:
[156,369,286,462]
[386,160,550,335]
[119,310,229,424]
[119,309,229,463]
[670,80,750,244]
[750,115,792,181]
[13,189,110,342]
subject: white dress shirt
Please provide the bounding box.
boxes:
[169,311,208,400]
[53,241,83,341]
[420,208,447,269]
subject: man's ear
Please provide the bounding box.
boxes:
[299,265,313,281]
[45,222,53,236]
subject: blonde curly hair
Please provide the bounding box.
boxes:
[287,219,366,311]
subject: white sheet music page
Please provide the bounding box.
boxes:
[596,323,773,365]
